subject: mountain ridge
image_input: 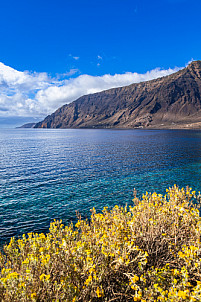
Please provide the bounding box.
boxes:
[34,61,201,129]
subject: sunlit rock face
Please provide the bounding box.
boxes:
[35,61,201,129]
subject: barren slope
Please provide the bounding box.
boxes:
[34,61,201,129]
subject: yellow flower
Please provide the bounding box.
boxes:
[132,275,139,283]
[84,275,92,286]
[31,293,37,300]
[178,290,188,299]
[96,287,104,297]
[22,258,29,265]
[133,297,141,301]
[40,274,50,282]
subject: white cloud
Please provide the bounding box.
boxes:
[185,58,194,66]
[0,63,58,117]
[0,62,50,90]
[69,54,80,60]
[97,55,103,60]
[61,69,79,77]
[0,62,182,118]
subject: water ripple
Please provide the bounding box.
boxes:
[0,129,201,244]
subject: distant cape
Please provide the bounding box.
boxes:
[34,61,201,129]
[17,123,36,128]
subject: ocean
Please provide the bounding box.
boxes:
[1,128,201,244]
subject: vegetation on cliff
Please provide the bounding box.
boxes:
[0,186,201,301]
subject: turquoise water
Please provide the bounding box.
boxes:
[1,129,201,244]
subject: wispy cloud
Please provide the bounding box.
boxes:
[185,58,194,66]
[69,54,80,60]
[0,62,182,118]
[97,55,103,60]
[64,69,79,77]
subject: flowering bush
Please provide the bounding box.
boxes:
[0,185,201,301]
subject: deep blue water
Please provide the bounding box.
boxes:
[1,128,201,244]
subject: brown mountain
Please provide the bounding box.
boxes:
[34,61,201,129]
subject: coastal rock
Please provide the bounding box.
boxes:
[17,123,36,128]
[34,61,201,129]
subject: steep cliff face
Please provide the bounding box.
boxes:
[34,61,201,129]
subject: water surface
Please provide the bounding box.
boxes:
[1,129,201,244]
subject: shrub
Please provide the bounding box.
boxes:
[0,185,201,301]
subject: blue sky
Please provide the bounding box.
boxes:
[0,0,200,126]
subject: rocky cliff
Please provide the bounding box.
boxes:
[34,61,201,129]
